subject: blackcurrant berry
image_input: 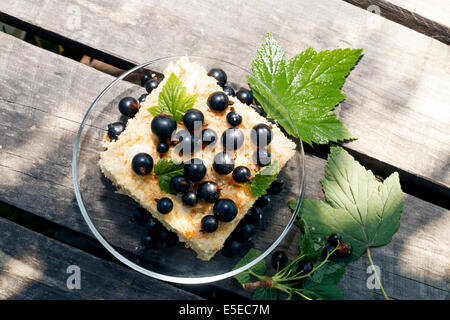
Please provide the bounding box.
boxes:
[226,111,242,126]
[156,141,169,154]
[326,233,343,247]
[223,85,235,97]
[201,128,217,147]
[174,130,200,155]
[322,246,338,261]
[251,124,273,147]
[182,108,204,133]
[221,128,244,151]
[158,229,178,247]
[232,166,251,183]
[132,153,153,175]
[182,191,198,207]
[251,104,265,116]
[214,199,238,222]
[236,89,253,105]
[119,97,140,117]
[300,261,314,274]
[170,176,190,194]
[184,158,207,182]
[222,238,243,257]
[267,176,284,195]
[338,242,353,257]
[141,74,152,87]
[294,260,314,275]
[291,260,314,275]
[213,152,235,174]
[144,218,159,235]
[156,197,173,214]
[131,207,150,225]
[207,91,229,112]
[201,215,219,233]
[271,250,288,270]
[107,122,125,140]
[255,195,271,208]
[253,148,271,166]
[151,114,177,141]
[207,68,227,86]
[197,181,221,203]
[145,79,159,93]
[138,93,148,103]
[234,222,254,242]
[248,206,263,223]
[142,234,157,249]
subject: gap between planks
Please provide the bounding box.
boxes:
[0,216,204,300]
[343,0,450,44]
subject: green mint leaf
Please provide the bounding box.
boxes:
[148,104,164,117]
[300,146,404,260]
[233,248,267,285]
[252,287,278,300]
[250,32,362,145]
[250,160,279,197]
[153,159,185,194]
[147,73,197,121]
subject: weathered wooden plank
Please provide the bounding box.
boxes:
[0,217,202,300]
[0,0,449,189]
[0,32,448,299]
[385,0,449,28]
[344,0,450,44]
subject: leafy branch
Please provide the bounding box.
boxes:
[234,146,403,300]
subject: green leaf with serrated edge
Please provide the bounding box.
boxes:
[295,219,317,261]
[249,33,361,145]
[233,248,267,285]
[300,146,403,261]
[301,261,346,300]
[148,104,164,116]
[153,159,184,194]
[250,160,278,197]
[252,287,278,300]
[302,280,345,300]
[147,73,197,121]
[309,261,346,284]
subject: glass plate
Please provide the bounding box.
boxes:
[72,56,305,284]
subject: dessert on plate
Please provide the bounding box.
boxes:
[99,57,296,260]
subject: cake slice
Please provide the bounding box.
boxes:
[99,57,296,260]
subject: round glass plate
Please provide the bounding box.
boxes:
[72,56,305,284]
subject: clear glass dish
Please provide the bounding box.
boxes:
[72,56,305,284]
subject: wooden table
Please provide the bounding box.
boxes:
[0,0,449,300]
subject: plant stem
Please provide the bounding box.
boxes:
[367,247,389,300]
[294,290,312,301]
[243,278,272,290]
[282,246,338,282]
[248,270,267,281]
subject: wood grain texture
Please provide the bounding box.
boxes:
[344,0,450,44]
[0,32,449,299]
[385,0,449,28]
[0,0,449,190]
[0,217,202,299]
